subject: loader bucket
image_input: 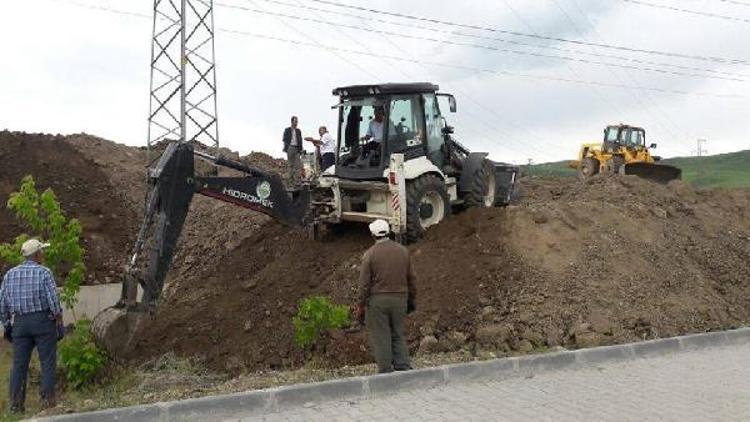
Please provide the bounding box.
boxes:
[623,162,681,184]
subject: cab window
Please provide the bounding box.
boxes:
[387,95,425,154]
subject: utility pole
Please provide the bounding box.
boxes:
[694,139,708,157]
[526,158,534,177]
[694,139,708,186]
[146,0,219,150]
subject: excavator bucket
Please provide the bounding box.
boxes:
[623,162,682,184]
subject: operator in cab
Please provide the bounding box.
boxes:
[360,106,386,158]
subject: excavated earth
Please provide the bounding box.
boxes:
[3,132,750,375]
[0,131,139,283]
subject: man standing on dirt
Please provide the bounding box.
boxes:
[355,219,416,373]
[282,115,304,188]
[0,239,63,412]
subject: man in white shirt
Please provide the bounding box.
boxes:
[305,126,337,171]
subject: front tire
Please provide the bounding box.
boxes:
[578,157,599,180]
[406,175,451,243]
[463,159,496,208]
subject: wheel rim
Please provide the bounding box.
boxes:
[419,191,444,228]
[483,172,496,207]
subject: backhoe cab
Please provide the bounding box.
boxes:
[304,83,519,242]
[570,124,681,184]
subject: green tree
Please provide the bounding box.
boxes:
[292,295,351,349]
[0,175,85,311]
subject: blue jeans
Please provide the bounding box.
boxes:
[10,311,57,410]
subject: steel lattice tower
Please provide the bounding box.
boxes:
[147,0,219,149]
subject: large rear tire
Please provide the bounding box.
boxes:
[578,157,600,180]
[406,175,451,243]
[462,159,496,208]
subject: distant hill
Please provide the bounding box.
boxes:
[528,149,750,189]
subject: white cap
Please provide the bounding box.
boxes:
[21,239,50,257]
[368,219,390,237]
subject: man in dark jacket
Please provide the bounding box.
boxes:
[355,219,416,373]
[282,116,304,188]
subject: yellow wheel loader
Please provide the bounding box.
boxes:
[570,124,681,183]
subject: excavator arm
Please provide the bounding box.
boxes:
[119,142,310,311]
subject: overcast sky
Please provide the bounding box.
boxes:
[2,0,749,163]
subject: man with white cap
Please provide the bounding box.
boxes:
[0,238,62,412]
[355,219,416,373]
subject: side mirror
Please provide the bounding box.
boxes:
[437,93,457,113]
[442,125,455,135]
[649,143,657,149]
[448,96,457,113]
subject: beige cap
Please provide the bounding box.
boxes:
[21,239,50,257]
[368,219,390,237]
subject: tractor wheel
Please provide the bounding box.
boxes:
[462,159,496,208]
[578,157,599,180]
[406,175,451,243]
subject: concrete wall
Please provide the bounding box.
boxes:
[1,283,140,334]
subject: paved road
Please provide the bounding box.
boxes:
[236,343,750,421]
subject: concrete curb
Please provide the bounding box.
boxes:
[35,327,750,422]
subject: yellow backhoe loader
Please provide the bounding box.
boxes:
[570,124,681,183]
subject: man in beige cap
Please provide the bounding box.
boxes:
[0,238,62,412]
[355,219,416,373]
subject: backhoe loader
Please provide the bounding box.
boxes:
[570,124,681,183]
[92,83,519,354]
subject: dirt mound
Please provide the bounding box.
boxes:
[6,131,748,375]
[0,131,138,283]
[130,173,750,373]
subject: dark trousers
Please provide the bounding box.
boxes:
[321,152,335,171]
[286,145,302,187]
[10,311,57,410]
[366,294,410,373]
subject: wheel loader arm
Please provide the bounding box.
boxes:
[119,142,309,311]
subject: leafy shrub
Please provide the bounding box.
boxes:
[292,296,351,348]
[0,175,85,310]
[59,319,107,389]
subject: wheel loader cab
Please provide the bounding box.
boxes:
[333,83,452,180]
[603,125,647,152]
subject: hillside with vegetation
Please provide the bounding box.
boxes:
[529,149,750,188]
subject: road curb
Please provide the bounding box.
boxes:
[35,326,750,421]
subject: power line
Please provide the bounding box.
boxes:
[245,0,380,80]
[712,0,750,6]
[44,0,750,99]
[622,0,750,24]
[217,3,749,83]
[219,28,748,98]
[568,0,690,141]
[558,0,685,144]
[301,0,750,65]
[252,0,750,79]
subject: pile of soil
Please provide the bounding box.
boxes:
[130,172,750,373]
[0,131,138,283]
[5,131,749,375]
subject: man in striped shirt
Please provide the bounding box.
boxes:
[0,238,62,412]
